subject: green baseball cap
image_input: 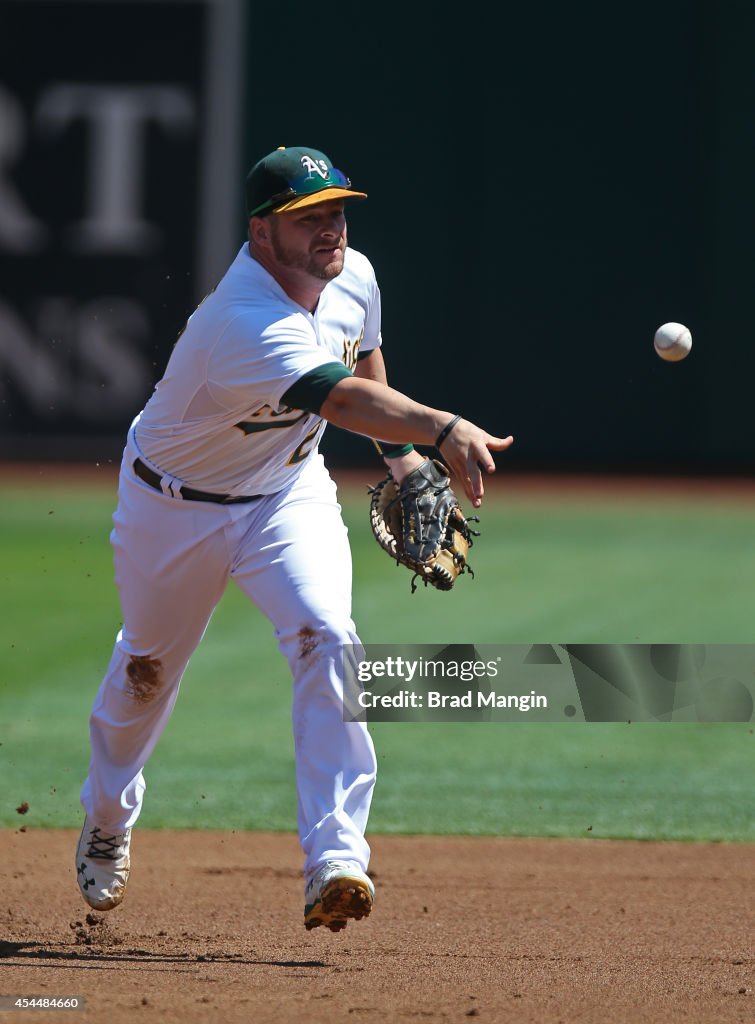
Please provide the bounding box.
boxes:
[245,146,367,217]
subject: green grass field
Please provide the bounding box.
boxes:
[1,474,753,840]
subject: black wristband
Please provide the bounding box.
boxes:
[435,414,461,448]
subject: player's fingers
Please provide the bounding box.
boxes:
[485,434,514,452]
[467,481,482,508]
[451,463,478,506]
[475,435,513,475]
[467,463,485,505]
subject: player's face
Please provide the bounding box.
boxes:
[268,200,347,281]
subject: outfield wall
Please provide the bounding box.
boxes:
[1,0,752,471]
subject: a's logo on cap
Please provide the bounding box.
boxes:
[300,154,330,180]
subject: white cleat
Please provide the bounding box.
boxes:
[75,818,132,911]
[304,860,374,932]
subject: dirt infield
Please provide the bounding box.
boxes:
[1,830,752,1024]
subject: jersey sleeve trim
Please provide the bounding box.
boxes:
[281,361,353,414]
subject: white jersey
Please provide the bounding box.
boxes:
[134,243,381,495]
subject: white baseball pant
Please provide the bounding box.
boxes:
[80,431,376,880]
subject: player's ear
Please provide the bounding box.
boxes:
[249,215,270,246]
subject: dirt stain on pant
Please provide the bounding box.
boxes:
[297,626,319,660]
[126,655,163,704]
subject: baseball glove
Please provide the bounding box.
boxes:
[368,458,479,592]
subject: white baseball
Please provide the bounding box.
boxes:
[654,322,692,362]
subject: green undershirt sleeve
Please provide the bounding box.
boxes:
[281,362,353,415]
[282,360,414,458]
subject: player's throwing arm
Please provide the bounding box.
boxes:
[320,376,514,508]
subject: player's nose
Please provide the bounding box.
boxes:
[320,220,343,238]
[320,209,346,233]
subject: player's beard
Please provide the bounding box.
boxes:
[269,222,345,281]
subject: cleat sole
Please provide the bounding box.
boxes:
[304,876,373,932]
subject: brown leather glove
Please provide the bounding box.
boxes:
[368,458,479,592]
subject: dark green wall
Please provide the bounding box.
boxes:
[244,2,754,472]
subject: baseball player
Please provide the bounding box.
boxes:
[75,145,513,932]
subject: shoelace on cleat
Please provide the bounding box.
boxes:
[86,827,125,860]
